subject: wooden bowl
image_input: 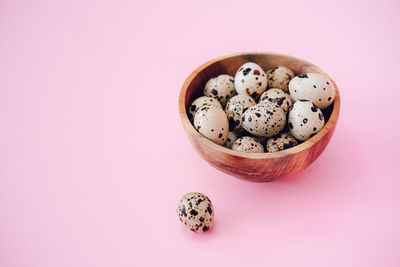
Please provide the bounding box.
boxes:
[179,52,340,182]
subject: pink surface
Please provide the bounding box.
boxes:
[1,0,399,266]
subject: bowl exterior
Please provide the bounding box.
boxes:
[182,121,337,182]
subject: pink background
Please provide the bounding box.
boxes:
[1,0,400,266]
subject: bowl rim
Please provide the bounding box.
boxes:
[179,51,341,159]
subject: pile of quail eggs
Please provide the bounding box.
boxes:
[188,62,336,153]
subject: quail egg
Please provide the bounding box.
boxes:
[266,133,298,152]
[259,88,293,113]
[231,136,264,153]
[234,62,267,99]
[204,74,236,107]
[289,73,335,109]
[225,94,256,132]
[194,105,228,145]
[177,192,214,233]
[242,103,286,137]
[288,100,325,141]
[188,96,223,121]
[266,66,294,92]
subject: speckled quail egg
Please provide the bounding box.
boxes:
[288,100,325,141]
[204,74,236,107]
[266,133,298,152]
[225,94,256,132]
[234,62,267,99]
[259,88,293,113]
[188,96,223,121]
[289,73,335,109]
[242,103,286,137]
[266,66,294,92]
[194,105,228,145]
[224,131,239,148]
[231,136,264,153]
[177,192,214,233]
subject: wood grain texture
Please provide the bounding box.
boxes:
[179,52,340,182]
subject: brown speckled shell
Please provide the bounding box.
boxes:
[177,192,214,233]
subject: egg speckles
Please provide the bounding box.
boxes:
[194,105,228,145]
[188,96,223,121]
[234,62,267,99]
[288,100,325,141]
[266,66,294,92]
[204,74,236,107]
[225,94,256,131]
[289,73,335,109]
[232,136,264,153]
[177,192,214,233]
[242,103,286,137]
[260,88,293,113]
[266,133,298,152]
